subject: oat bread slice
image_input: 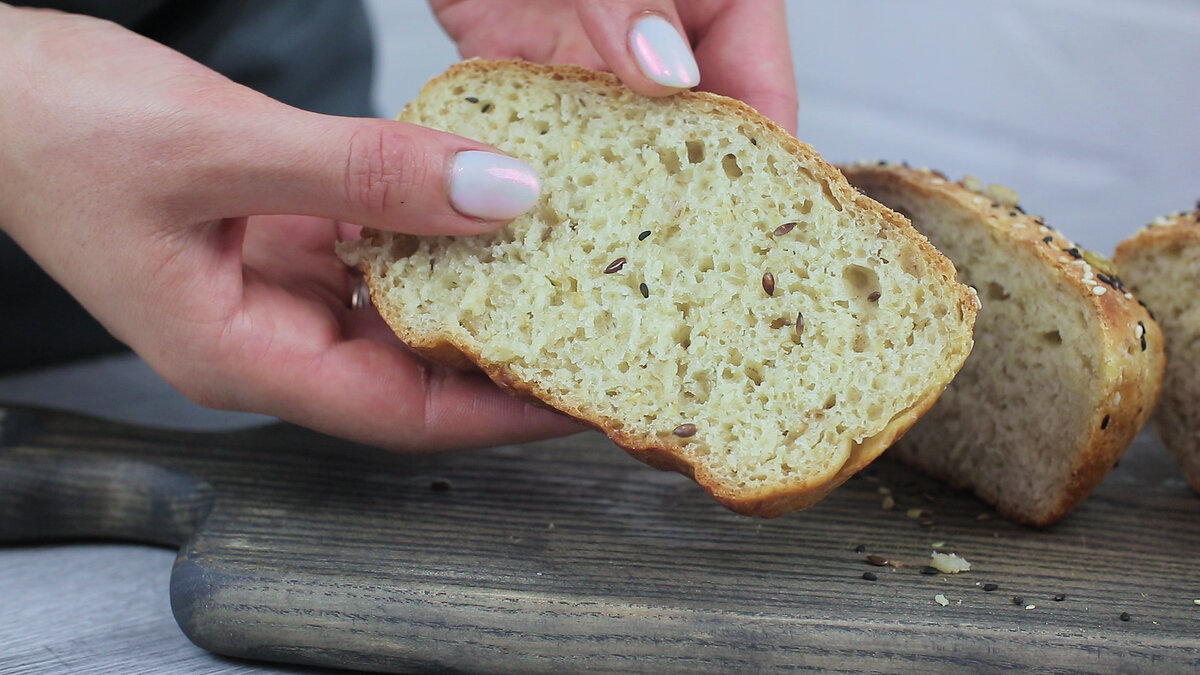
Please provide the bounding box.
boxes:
[1114,208,1200,493]
[340,60,978,517]
[842,162,1165,526]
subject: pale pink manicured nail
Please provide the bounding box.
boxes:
[449,151,541,220]
[629,15,700,88]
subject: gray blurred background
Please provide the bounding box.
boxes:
[366,0,1200,256]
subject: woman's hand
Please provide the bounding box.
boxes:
[431,0,799,134]
[0,7,582,451]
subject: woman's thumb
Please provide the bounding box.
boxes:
[193,109,541,235]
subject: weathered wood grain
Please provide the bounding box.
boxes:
[1,404,1198,673]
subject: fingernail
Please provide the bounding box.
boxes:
[449,151,541,220]
[629,15,700,89]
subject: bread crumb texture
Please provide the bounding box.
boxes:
[1115,209,1200,491]
[341,61,977,515]
[843,162,1165,526]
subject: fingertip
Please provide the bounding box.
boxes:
[573,1,700,97]
[627,14,700,90]
[448,150,542,222]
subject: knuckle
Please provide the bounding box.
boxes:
[343,124,433,219]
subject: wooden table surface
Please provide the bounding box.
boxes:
[0,354,317,675]
[2,354,1199,674]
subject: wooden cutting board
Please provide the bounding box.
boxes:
[1,403,1198,673]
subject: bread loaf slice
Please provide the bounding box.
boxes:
[339,60,978,517]
[1114,208,1200,492]
[841,162,1165,526]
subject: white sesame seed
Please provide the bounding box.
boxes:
[1124,292,1133,299]
[1025,604,1037,610]
[1093,286,1108,296]
[931,177,945,185]
[935,594,950,607]
[1012,222,1026,228]
[1193,599,1200,606]
[1136,323,1145,337]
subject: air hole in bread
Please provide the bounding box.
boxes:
[820,179,843,211]
[722,154,743,179]
[656,147,682,174]
[986,281,1010,301]
[686,140,705,164]
[842,264,881,301]
[1042,330,1063,345]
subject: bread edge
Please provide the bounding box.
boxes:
[1114,208,1200,492]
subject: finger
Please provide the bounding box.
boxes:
[571,0,700,95]
[220,325,586,452]
[177,100,542,236]
[686,1,799,135]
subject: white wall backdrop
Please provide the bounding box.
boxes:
[364,0,1199,255]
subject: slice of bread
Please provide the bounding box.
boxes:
[1114,208,1200,492]
[339,60,978,517]
[841,162,1165,526]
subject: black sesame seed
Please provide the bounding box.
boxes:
[1009,211,1018,217]
[1065,247,1083,259]
[1097,272,1116,288]
[1053,593,1066,602]
[982,583,999,592]
[750,138,758,146]
[774,221,797,236]
[1043,236,1055,244]
[920,566,939,576]
[480,103,492,113]
[672,423,697,438]
[1014,204,1026,214]
[762,272,776,296]
[638,230,652,241]
[1120,612,1131,622]
[604,257,627,274]
[430,479,452,492]
[639,282,649,298]
[1101,415,1111,430]
[862,571,878,581]
[854,544,867,553]
[465,96,479,103]
[865,554,889,566]
[1138,300,1157,321]
[1012,596,1024,605]
[795,312,805,340]
[877,160,887,166]
[1139,321,1148,351]
[867,291,881,303]
[991,202,1000,209]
